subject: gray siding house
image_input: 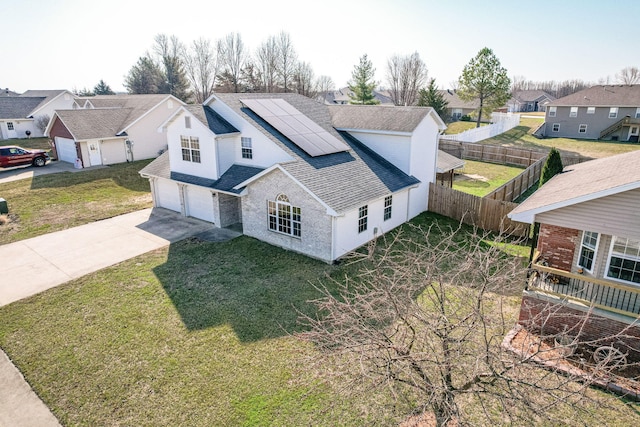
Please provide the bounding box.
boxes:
[542,85,640,141]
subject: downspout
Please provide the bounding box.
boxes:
[331,215,337,262]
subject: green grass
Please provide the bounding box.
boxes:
[0,159,152,244]
[453,159,524,197]
[0,213,637,425]
[444,121,487,135]
[480,117,640,158]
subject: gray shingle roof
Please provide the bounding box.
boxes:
[140,152,263,194]
[88,94,173,130]
[512,90,555,103]
[214,93,421,213]
[184,105,239,135]
[438,90,480,109]
[54,109,131,140]
[436,150,465,173]
[328,104,435,133]
[548,85,640,107]
[509,150,640,217]
[0,97,45,119]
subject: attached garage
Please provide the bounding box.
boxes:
[155,178,182,213]
[185,186,216,223]
[55,137,78,163]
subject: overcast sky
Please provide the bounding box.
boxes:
[3,0,639,94]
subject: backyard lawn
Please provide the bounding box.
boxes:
[480,116,640,158]
[453,159,524,197]
[0,159,152,244]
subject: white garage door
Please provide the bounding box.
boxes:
[56,137,77,163]
[155,178,182,213]
[186,186,215,223]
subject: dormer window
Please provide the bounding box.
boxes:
[241,137,253,159]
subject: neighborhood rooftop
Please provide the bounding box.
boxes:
[0,97,46,119]
[548,84,640,107]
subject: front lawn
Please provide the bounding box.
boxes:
[453,159,524,197]
[0,160,152,244]
[480,117,640,158]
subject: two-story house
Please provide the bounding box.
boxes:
[508,150,640,362]
[542,85,640,141]
[140,93,446,263]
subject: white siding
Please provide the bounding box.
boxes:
[126,98,179,160]
[55,137,77,163]
[333,190,409,259]
[155,178,182,212]
[537,189,640,240]
[96,138,127,165]
[186,185,216,222]
[166,110,219,180]
[344,130,412,174]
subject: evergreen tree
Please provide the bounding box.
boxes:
[93,79,115,95]
[457,47,511,127]
[124,55,165,94]
[418,78,448,120]
[539,147,564,188]
[348,54,379,105]
[154,34,192,102]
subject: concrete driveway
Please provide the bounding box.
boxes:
[0,208,218,306]
[0,161,103,184]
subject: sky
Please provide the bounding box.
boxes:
[3,0,640,94]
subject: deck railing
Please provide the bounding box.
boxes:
[528,263,640,318]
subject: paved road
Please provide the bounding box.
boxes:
[0,161,104,184]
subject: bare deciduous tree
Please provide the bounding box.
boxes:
[386,52,428,106]
[153,34,192,102]
[616,66,640,85]
[276,31,298,93]
[220,32,248,93]
[293,61,316,98]
[255,35,280,93]
[183,37,223,103]
[35,114,50,133]
[300,222,638,426]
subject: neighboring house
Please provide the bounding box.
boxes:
[45,94,184,168]
[320,87,394,105]
[508,150,640,362]
[438,89,479,121]
[542,85,640,141]
[507,90,555,113]
[0,88,20,97]
[0,89,76,139]
[141,93,446,263]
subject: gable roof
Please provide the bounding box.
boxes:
[88,94,179,133]
[0,97,46,119]
[328,104,445,133]
[509,150,640,223]
[548,85,640,107]
[438,90,480,110]
[511,90,555,103]
[436,150,465,173]
[213,92,422,213]
[20,90,75,117]
[51,109,132,140]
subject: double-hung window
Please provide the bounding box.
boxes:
[579,124,587,133]
[636,108,640,119]
[548,107,556,117]
[587,107,595,115]
[607,237,640,284]
[358,205,368,233]
[569,107,578,117]
[578,231,598,272]
[181,136,201,163]
[609,107,618,119]
[267,194,301,237]
[241,137,253,159]
[383,195,392,221]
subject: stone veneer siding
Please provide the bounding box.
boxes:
[537,223,580,271]
[240,169,333,262]
[518,294,640,363]
[218,193,241,227]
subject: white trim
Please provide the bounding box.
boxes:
[578,123,587,133]
[609,107,618,119]
[587,106,596,114]
[569,106,578,117]
[548,106,557,117]
[577,231,599,273]
[604,237,640,286]
[508,181,640,224]
[118,95,185,135]
[552,123,560,132]
[28,90,76,117]
[334,127,412,137]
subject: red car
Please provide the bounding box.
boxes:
[0,145,49,168]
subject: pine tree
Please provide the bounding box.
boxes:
[457,47,511,127]
[539,147,564,188]
[124,55,165,94]
[348,54,379,105]
[93,79,115,95]
[418,78,448,120]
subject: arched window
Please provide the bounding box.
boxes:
[267,194,301,237]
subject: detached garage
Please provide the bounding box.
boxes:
[54,137,78,163]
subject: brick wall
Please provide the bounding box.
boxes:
[518,294,640,362]
[537,223,579,271]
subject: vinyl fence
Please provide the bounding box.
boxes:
[440,112,521,143]
[428,183,529,237]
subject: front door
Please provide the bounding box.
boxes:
[88,141,102,166]
[628,126,639,142]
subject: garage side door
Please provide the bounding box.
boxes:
[155,178,182,213]
[186,186,215,223]
[56,137,77,163]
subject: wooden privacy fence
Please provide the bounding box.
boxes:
[485,153,591,202]
[428,183,529,237]
[439,140,547,167]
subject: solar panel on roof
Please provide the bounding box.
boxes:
[240,98,350,157]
